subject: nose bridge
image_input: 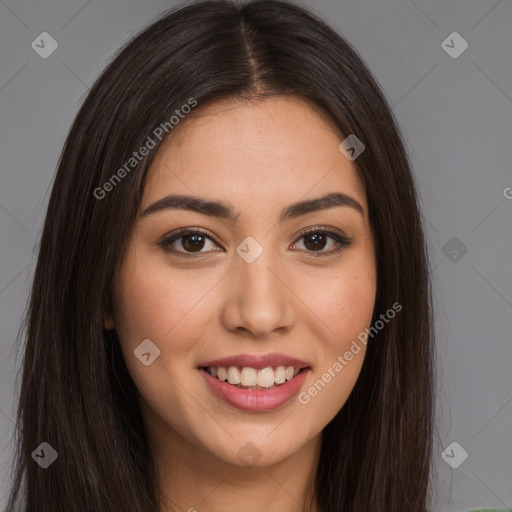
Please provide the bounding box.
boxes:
[239,250,278,297]
[224,234,294,336]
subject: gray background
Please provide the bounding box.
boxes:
[0,0,511,511]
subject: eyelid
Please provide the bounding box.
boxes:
[298,225,348,239]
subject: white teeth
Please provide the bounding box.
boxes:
[256,367,275,388]
[205,364,305,388]
[274,366,286,384]
[240,367,257,386]
[227,366,241,385]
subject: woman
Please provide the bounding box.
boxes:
[5,0,435,510]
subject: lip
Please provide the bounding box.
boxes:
[198,352,310,370]
[199,367,311,412]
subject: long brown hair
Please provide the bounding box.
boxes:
[6,1,435,510]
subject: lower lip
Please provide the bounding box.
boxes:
[199,368,310,412]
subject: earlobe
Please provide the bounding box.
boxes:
[104,299,115,330]
[104,314,115,330]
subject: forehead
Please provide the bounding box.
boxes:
[141,96,367,218]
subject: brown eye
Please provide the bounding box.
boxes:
[302,231,331,251]
[179,232,207,252]
[159,229,220,255]
[291,229,352,256]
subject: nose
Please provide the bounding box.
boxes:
[220,249,296,339]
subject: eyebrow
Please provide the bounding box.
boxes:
[140,191,364,222]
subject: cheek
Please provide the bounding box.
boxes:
[311,276,375,384]
[112,249,221,360]
[294,256,376,421]
[111,255,207,415]
[113,268,172,349]
[302,262,376,346]
[114,237,181,341]
[334,273,376,337]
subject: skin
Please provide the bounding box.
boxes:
[107,96,377,512]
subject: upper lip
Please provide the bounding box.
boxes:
[198,352,310,370]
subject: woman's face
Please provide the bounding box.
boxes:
[110,96,377,468]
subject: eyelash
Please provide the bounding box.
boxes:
[157,227,352,258]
